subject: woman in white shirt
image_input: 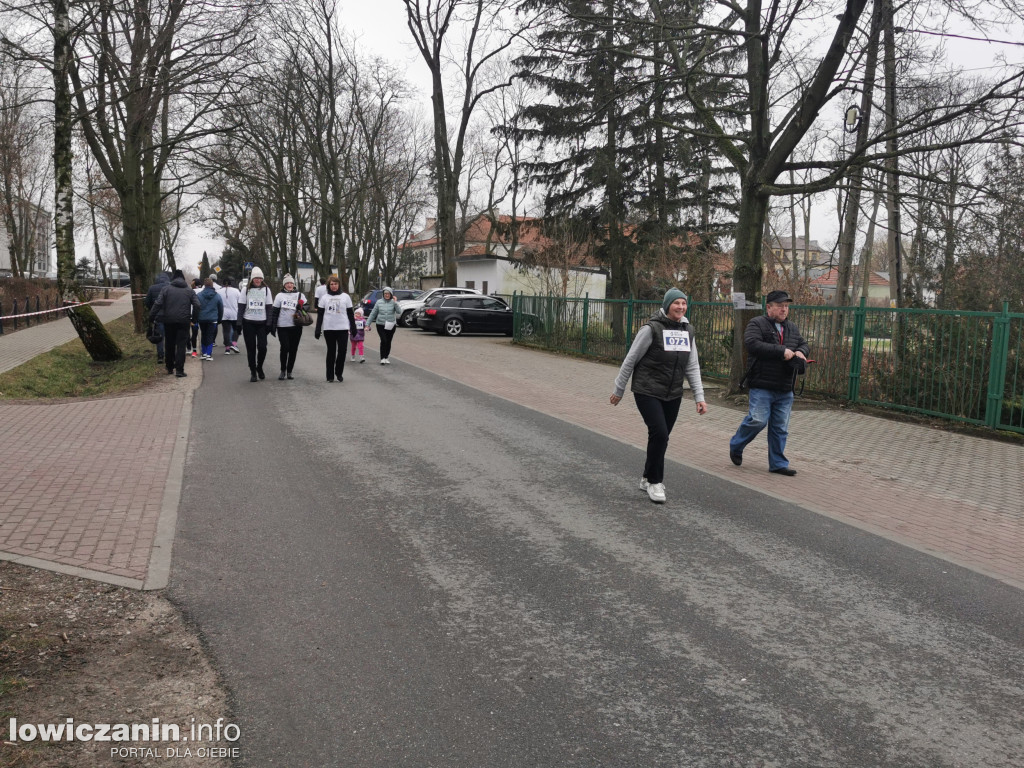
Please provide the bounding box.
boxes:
[313,274,355,382]
[239,267,274,382]
[219,276,241,354]
[271,274,307,380]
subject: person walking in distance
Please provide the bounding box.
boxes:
[239,267,274,382]
[609,288,708,504]
[271,274,307,380]
[367,287,401,365]
[350,308,367,363]
[152,270,200,378]
[314,274,355,382]
[188,278,202,357]
[196,277,223,361]
[729,290,810,476]
[219,276,241,354]
[144,271,170,365]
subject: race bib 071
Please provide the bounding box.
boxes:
[663,330,690,352]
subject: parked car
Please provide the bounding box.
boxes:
[418,294,541,337]
[397,286,480,328]
[360,288,423,316]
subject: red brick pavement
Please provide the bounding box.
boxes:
[369,330,1024,590]
[0,386,191,588]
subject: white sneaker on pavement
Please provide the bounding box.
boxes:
[639,478,649,491]
[647,483,666,503]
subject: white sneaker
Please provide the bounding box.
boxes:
[383,358,390,365]
[647,483,666,503]
[224,348,232,355]
[639,478,649,491]
[351,355,356,361]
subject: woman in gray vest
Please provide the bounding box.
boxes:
[609,288,708,503]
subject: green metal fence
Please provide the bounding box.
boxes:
[512,293,1024,434]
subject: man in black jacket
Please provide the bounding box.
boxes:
[729,290,809,475]
[144,271,170,364]
[152,270,201,378]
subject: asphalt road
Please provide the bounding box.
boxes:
[169,338,1024,768]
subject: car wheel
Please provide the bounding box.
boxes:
[444,318,463,337]
[521,320,537,337]
[400,310,414,328]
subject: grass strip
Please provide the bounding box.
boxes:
[0,316,162,400]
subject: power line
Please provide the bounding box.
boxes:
[894,26,1024,48]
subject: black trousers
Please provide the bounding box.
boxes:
[323,329,349,380]
[633,393,682,485]
[242,320,268,373]
[278,326,303,373]
[376,324,396,359]
[163,322,189,374]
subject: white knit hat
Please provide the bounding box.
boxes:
[250,267,264,280]
[282,273,295,286]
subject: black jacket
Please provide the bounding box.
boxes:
[743,314,810,392]
[152,276,200,325]
[144,272,170,309]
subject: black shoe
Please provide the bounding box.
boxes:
[770,467,797,476]
[337,376,343,382]
[165,369,174,376]
[157,357,164,364]
[256,367,265,380]
[327,377,334,382]
[730,450,742,466]
[286,373,294,380]
[250,373,258,382]
[175,372,187,378]
[278,372,287,380]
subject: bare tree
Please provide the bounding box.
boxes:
[646,0,1024,386]
[59,0,261,330]
[403,0,529,285]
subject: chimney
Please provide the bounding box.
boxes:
[425,217,436,230]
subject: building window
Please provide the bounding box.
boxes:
[465,280,475,289]
[482,281,488,295]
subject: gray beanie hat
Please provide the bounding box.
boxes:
[662,287,687,313]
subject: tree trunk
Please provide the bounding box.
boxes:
[836,0,883,307]
[729,181,770,391]
[54,0,122,362]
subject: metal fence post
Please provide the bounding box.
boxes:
[847,297,868,402]
[12,298,18,330]
[0,300,4,334]
[581,294,590,356]
[626,297,634,355]
[984,301,1011,429]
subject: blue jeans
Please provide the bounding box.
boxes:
[730,388,795,470]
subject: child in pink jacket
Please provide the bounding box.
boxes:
[350,308,367,363]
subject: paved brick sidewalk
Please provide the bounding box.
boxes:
[1,293,196,588]
[369,330,1024,590]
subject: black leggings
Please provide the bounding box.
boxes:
[323,329,349,380]
[633,393,682,485]
[278,326,302,373]
[242,320,268,373]
[376,324,396,359]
